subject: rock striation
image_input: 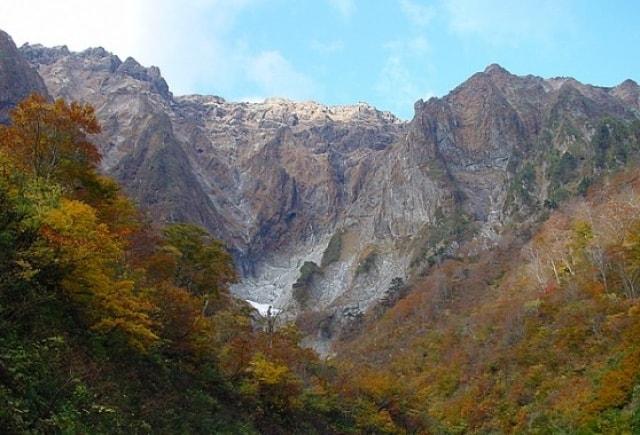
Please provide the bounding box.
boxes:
[7,33,640,350]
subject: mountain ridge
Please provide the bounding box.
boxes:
[4,30,640,352]
[0,30,48,122]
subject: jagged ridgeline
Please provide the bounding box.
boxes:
[0,30,379,434]
[21,35,639,349]
[18,37,640,354]
[3,26,640,433]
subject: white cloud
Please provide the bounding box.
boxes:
[0,0,319,102]
[375,55,433,119]
[0,0,146,56]
[443,0,574,47]
[246,51,318,101]
[376,28,433,118]
[327,0,356,18]
[372,1,434,117]
[0,0,251,94]
[399,0,435,27]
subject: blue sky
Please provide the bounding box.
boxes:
[1,0,639,119]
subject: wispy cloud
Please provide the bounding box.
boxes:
[0,0,320,102]
[375,1,434,117]
[246,51,318,101]
[399,0,435,27]
[375,55,434,118]
[383,35,430,56]
[375,32,434,120]
[443,0,575,47]
[327,0,356,18]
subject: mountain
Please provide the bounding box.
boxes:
[13,37,640,352]
[0,30,48,123]
[4,28,640,432]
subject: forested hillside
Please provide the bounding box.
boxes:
[335,167,640,432]
[17,28,640,354]
[4,93,640,435]
[0,94,397,434]
[3,25,640,434]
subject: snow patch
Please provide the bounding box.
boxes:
[246,299,280,317]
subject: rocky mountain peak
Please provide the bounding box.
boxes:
[611,78,640,110]
[81,46,111,59]
[117,56,171,99]
[20,43,71,65]
[619,78,638,88]
[9,31,640,352]
[483,63,510,76]
[449,63,523,100]
[0,30,48,123]
[20,43,173,106]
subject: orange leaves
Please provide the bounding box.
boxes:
[588,350,640,413]
[1,94,101,181]
[66,99,100,136]
[331,164,640,432]
[154,284,213,356]
[40,198,157,350]
[353,368,396,403]
[0,94,365,432]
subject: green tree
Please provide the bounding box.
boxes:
[162,223,236,312]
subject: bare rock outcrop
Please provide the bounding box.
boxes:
[0,31,48,123]
[11,35,640,351]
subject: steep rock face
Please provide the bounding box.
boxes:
[409,65,638,230]
[20,43,231,236]
[19,42,411,321]
[0,31,48,123]
[611,79,640,111]
[16,39,640,351]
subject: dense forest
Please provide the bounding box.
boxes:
[333,151,640,430]
[0,94,378,433]
[3,94,640,434]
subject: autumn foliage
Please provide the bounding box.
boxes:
[0,95,361,433]
[335,168,640,433]
[4,94,640,433]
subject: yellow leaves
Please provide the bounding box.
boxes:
[44,198,97,233]
[523,298,542,314]
[627,304,640,317]
[14,258,38,281]
[90,279,157,351]
[242,352,307,414]
[358,370,395,403]
[572,219,593,248]
[249,353,291,386]
[40,198,157,351]
[352,400,398,434]
[2,94,101,181]
[369,409,396,434]
[41,198,120,266]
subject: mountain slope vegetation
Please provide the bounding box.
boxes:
[0,94,385,434]
[3,27,640,434]
[4,94,640,434]
[334,166,640,433]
